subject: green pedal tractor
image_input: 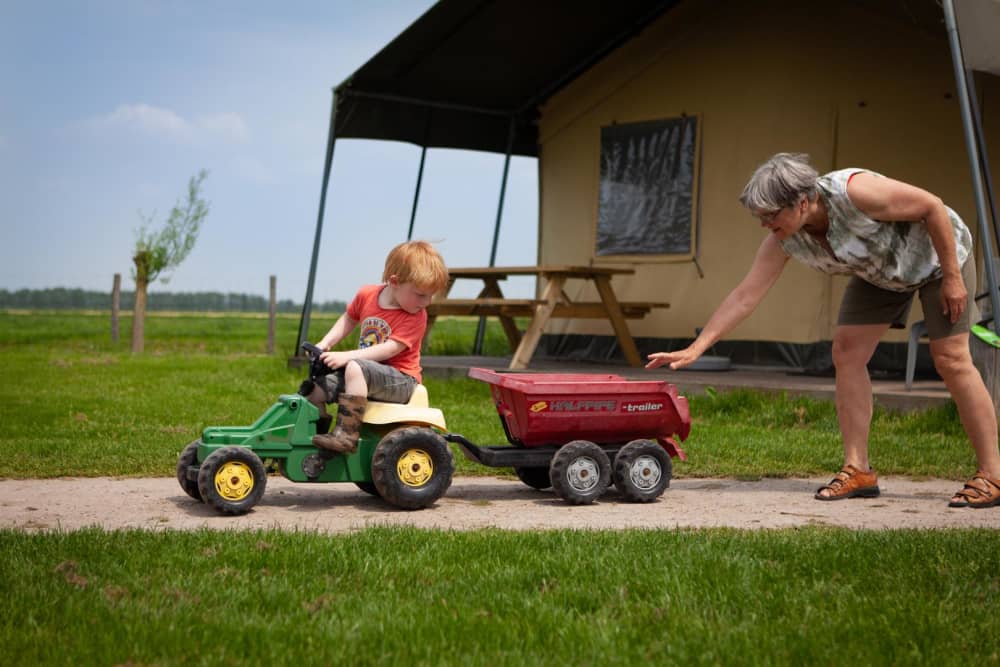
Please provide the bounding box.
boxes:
[176,343,454,514]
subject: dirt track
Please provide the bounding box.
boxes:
[2,475,999,533]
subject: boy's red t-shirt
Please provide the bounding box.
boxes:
[346,284,427,383]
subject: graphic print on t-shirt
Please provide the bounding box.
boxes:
[359,317,391,348]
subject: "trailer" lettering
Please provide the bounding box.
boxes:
[622,401,663,412]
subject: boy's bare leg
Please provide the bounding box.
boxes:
[306,384,329,419]
[343,361,369,397]
[312,361,369,454]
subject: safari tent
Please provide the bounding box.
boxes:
[299,0,1000,373]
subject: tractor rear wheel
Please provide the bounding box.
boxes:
[176,441,203,502]
[549,440,611,505]
[197,446,267,515]
[514,466,552,490]
[372,427,453,510]
[613,439,672,503]
[354,481,380,497]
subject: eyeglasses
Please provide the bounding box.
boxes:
[755,208,784,226]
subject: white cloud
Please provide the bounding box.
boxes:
[94,104,248,143]
[196,112,248,143]
[103,103,191,138]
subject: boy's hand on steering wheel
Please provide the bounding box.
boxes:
[319,350,350,370]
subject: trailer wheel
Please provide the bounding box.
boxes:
[514,466,552,490]
[197,446,267,515]
[549,440,611,505]
[613,439,672,503]
[176,441,203,502]
[372,427,453,510]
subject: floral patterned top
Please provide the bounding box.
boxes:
[779,168,972,291]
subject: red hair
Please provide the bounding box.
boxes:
[382,240,448,292]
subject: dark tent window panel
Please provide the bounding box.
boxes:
[596,115,698,257]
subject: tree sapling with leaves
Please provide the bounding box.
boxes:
[131,169,210,352]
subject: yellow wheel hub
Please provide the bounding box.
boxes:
[397,449,433,487]
[214,461,255,501]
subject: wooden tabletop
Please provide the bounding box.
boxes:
[446,265,635,279]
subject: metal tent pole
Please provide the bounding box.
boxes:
[407,111,432,241]
[964,68,1000,251]
[407,147,427,241]
[473,115,517,354]
[295,91,339,356]
[944,0,1000,330]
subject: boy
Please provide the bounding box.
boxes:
[302,240,448,459]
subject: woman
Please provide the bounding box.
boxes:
[647,153,1000,507]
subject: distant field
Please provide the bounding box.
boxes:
[0,309,516,356]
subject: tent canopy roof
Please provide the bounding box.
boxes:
[332,0,999,157]
[333,0,679,156]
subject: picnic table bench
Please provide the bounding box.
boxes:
[425,265,669,369]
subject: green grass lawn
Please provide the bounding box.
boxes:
[2,310,995,666]
[0,310,973,479]
[3,526,998,666]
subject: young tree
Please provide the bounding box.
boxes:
[131,170,210,352]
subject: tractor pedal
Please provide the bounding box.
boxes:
[301,451,332,479]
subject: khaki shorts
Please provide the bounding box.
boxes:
[837,259,978,341]
[316,359,417,404]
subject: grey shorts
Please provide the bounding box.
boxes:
[316,359,417,404]
[837,259,978,340]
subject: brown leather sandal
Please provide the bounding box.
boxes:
[948,472,1000,508]
[814,464,880,501]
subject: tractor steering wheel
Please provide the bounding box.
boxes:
[301,342,334,380]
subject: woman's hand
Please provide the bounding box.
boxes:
[941,273,967,323]
[646,347,702,370]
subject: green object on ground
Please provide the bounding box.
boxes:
[971,324,1000,348]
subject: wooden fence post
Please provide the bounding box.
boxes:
[111,273,121,343]
[267,275,277,354]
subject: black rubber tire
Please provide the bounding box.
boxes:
[549,440,611,505]
[354,481,380,497]
[197,446,268,515]
[514,466,552,490]
[176,441,203,502]
[372,427,454,510]
[612,439,672,503]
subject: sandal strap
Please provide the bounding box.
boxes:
[955,473,1000,501]
[817,465,865,493]
[818,470,850,491]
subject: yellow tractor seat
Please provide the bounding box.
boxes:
[362,384,446,431]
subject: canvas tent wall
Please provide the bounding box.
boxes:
[299,0,999,372]
[533,0,1000,368]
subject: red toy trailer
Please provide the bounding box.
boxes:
[444,368,691,505]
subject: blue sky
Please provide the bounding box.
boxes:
[0,1,539,303]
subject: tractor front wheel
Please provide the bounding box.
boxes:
[372,427,453,510]
[176,441,203,502]
[197,446,267,515]
[613,439,672,503]
[549,440,610,505]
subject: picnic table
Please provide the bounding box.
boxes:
[425,265,669,369]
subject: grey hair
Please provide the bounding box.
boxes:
[739,153,819,212]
